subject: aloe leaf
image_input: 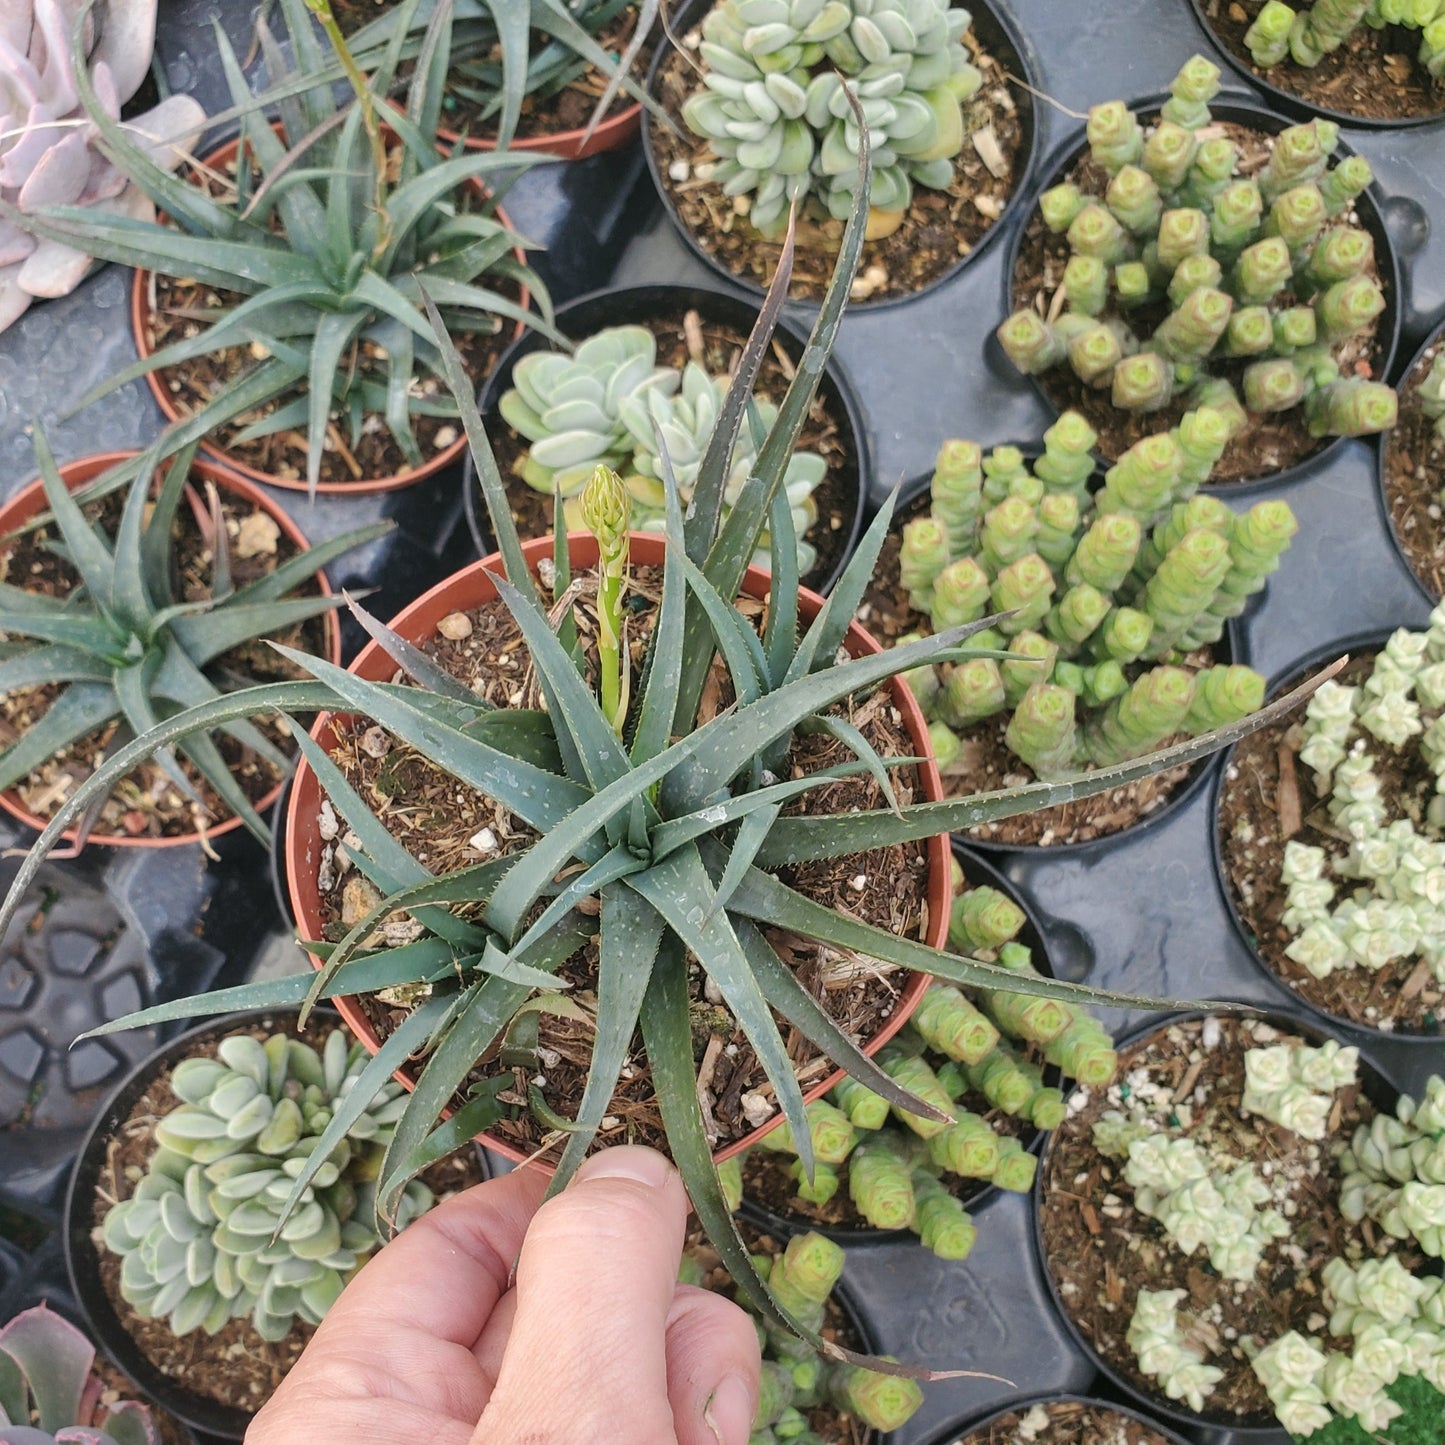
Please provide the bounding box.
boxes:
[763,487,799,692]
[726,860,1223,1012]
[551,487,580,667]
[631,447,687,765]
[548,884,664,1193]
[324,107,365,277]
[578,0,659,147]
[273,994,456,1233]
[532,0,659,113]
[277,0,332,135]
[375,913,589,1223]
[0,645,109,691]
[701,802,780,925]
[0,682,119,794]
[390,1085,510,1193]
[0,607,119,653]
[408,0,454,147]
[109,449,163,628]
[662,619,996,815]
[153,643,289,772]
[305,309,372,496]
[459,710,564,773]
[343,595,480,704]
[626,842,815,1181]
[419,286,541,616]
[231,523,394,607]
[759,664,1342,865]
[493,843,645,967]
[478,0,530,150]
[677,550,767,705]
[405,274,561,343]
[802,713,901,817]
[170,596,349,667]
[206,482,233,603]
[112,653,203,811]
[384,324,420,464]
[175,729,272,843]
[787,489,899,685]
[32,428,116,606]
[732,915,948,1123]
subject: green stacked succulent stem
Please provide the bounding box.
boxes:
[1244,0,1445,84]
[997,58,1397,447]
[893,416,1289,782]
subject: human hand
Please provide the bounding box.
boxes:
[247,1146,761,1444]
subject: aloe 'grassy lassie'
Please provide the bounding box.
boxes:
[6,125,1329,1365]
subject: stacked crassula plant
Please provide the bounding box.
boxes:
[101,1028,433,1342]
[499,323,828,570]
[894,410,1292,781]
[0,440,384,840]
[1422,348,1445,446]
[998,56,1398,443]
[732,864,1118,1258]
[0,1305,158,1443]
[1243,0,1445,82]
[1277,615,1445,989]
[15,134,1318,1357]
[0,0,206,332]
[3,0,553,495]
[680,0,983,236]
[682,1229,924,1438]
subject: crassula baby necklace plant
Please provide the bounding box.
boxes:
[869,408,1293,843]
[6,136,1323,1362]
[0,1305,159,1443]
[1001,56,1397,480]
[1243,0,1444,89]
[1381,329,1445,599]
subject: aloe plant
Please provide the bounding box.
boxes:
[7,125,1327,1368]
[2,0,554,495]
[0,1305,158,1443]
[0,0,207,333]
[0,440,385,840]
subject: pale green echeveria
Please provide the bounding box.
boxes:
[682,0,981,233]
[100,1029,433,1344]
[0,1304,158,1444]
[618,361,828,572]
[498,325,679,496]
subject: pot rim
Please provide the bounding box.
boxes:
[738,838,1056,1246]
[1001,91,1405,496]
[0,451,339,848]
[1375,318,1445,609]
[917,1389,1196,1445]
[62,1006,345,1440]
[1184,0,1445,132]
[283,530,949,1169]
[640,0,1043,315]
[129,124,530,496]
[1210,626,1445,1042]
[1031,1004,1403,1439]
[460,279,871,598]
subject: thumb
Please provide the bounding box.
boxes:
[471,1147,690,1443]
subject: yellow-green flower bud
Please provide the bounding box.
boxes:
[1184,664,1265,733]
[1093,605,1153,664]
[1315,274,1385,344]
[1211,179,1264,253]
[1243,356,1307,413]
[1161,55,1220,130]
[992,1136,1038,1193]
[930,439,984,553]
[1264,184,1328,253]
[1067,511,1143,592]
[899,515,951,612]
[997,309,1065,375]
[1085,665,1198,767]
[1064,253,1108,316]
[1036,494,1082,569]
[1068,202,1131,263]
[1156,208,1210,270]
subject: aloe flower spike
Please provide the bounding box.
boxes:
[1306,378,1398,438]
[912,1168,978,1259]
[1246,0,1296,64]
[580,465,630,734]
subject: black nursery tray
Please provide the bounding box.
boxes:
[2,1,1445,1443]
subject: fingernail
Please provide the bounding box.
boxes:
[703,1374,755,1445]
[576,1145,673,1190]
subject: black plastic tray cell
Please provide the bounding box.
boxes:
[920,1391,1195,1445]
[641,0,1042,317]
[463,282,870,595]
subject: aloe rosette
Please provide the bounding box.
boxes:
[0,0,206,332]
[100,1027,434,1342]
[893,414,1288,784]
[0,442,384,842]
[8,128,1327,1362]
[997,57,1397,447]
[3,0,553,495]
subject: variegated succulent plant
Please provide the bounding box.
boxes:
[101,1028,434,1342]
[0,0,205,332]
[0,1305,158,1444]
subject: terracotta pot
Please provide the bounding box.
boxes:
[0,452,340,848]
[437,102,640,159]
[285,531,949,1166]
[130,126,531,496]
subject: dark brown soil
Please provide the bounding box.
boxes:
[740,1083,1033,1231]
[687,1222,874,1445]
[90,1016,483,1416]
[332,0,651,141]
[648,11,1026,303]
[856,493,1207,848]
[487,305,857,585]
[0,479,328,840]
[1199,0,1445,123]
[1039,1014,1401,1426]
[311,566,933,1163]
[1011,120,1389,484]
[950,1399,1179,1445]
[1217,651,1445,1036]
[1382,332,1445,600]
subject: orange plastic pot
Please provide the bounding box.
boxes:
[0,452,341,847]
[285,532,950,1167]
[129,127,531,496]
